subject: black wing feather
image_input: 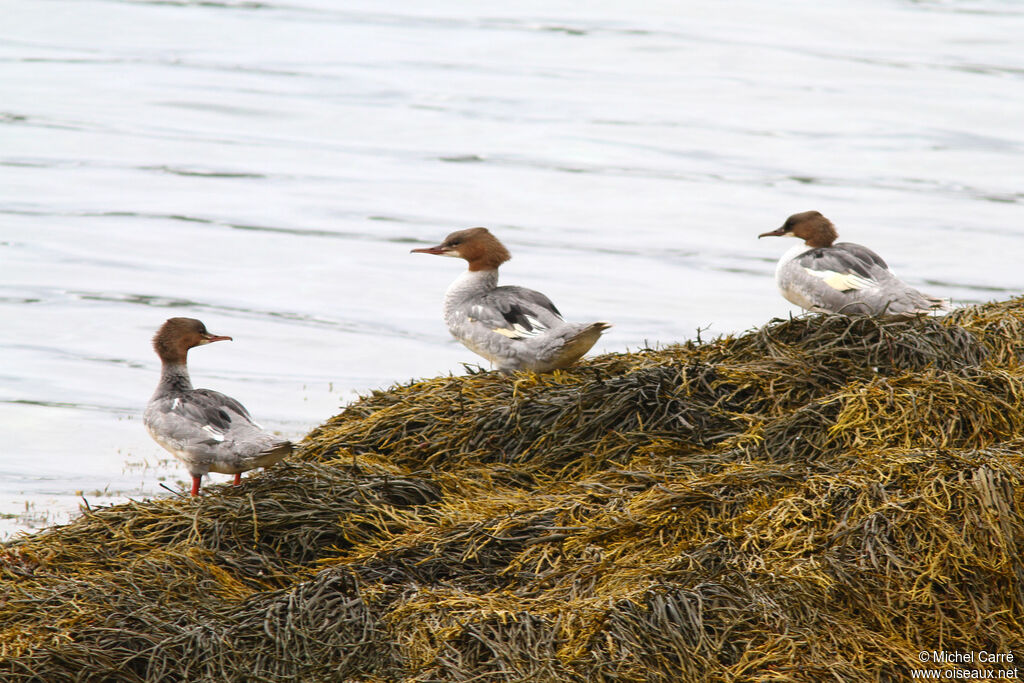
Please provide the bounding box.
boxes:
[492,286,562,331]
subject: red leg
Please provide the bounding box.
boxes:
[233,473,241,486]
[190,475,201,496]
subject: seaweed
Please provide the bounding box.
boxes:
[3,299,1024,681]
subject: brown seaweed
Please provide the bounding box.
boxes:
[3,299,1024,681]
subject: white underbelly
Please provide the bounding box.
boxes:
[779,282,817,311]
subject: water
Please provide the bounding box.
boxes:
[2,0,1022,538]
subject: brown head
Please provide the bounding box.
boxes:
[758,211,838,248]
[410,227,512,271]
[152,317,232,365]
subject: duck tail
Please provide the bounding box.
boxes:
[550,321,612,368]
[254,440,293,468]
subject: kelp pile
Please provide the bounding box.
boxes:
[3,298,1024,682]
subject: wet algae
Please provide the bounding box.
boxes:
[2,298,1024,681]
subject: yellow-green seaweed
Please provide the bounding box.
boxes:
[2,299,1023,682]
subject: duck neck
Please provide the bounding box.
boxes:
[154,362,193,398]
[444,268,499,321]
[779,241,813,263]
[776,241,813,280]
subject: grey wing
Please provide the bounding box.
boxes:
[190,388,255,424]
[833,242,888,270]
[146,390,255,450]
[497,286,562,318]
[467,286,565,340]
[792,243,889,291]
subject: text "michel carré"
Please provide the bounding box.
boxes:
[930,651,1015,664]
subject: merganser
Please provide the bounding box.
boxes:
[759,211,950,317]
[411,227,611,372]
[143,317,292,496]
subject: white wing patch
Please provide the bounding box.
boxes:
[202,425,225,442]
[492,315,547,340]
[171,398,181,411]
[521,314,547,333]
[805,268,875,292]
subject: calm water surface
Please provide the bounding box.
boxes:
[2,0,1022,537]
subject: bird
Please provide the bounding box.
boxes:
[758,211,950,317]
[143,317,292,496]
[411,227,611,372]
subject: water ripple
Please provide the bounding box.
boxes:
[64,289,431,341]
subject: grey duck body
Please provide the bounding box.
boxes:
[763,211,950,317]
[144,317,291,495]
